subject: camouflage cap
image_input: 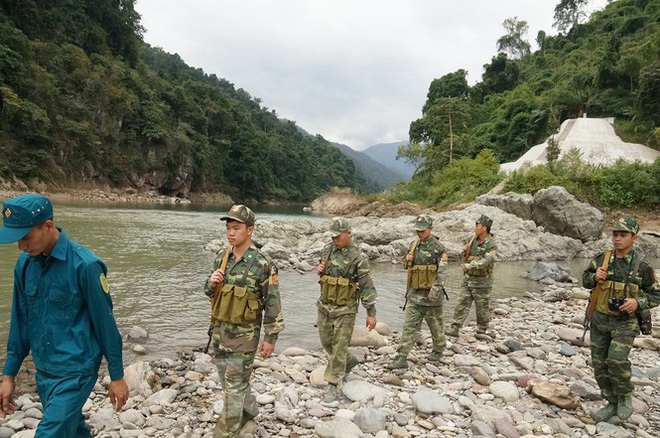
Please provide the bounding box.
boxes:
[220,204,255,226]
[413,214,433,231]
[612,217,639,235]
[329,217,351,237]
[476,214,493,228]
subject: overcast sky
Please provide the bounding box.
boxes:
[135,0,608,150]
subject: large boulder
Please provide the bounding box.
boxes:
[522,262,577,283]
[476,192,534,221]
[531,186,603,242]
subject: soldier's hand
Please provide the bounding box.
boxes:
[461,263,467,273]
[258,341,275,359]
[108,378,129,411]
[209,269,225,289]
[595,267,607,282]
[317,261,327,276]
[0,377,16,417]
[619,298,638,314]
[406,253,413,261]
[366,316,376,331]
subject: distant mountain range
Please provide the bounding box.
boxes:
[362,141,415,179]
[330,140,415,193]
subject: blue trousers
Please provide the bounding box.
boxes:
[35,372,97,438]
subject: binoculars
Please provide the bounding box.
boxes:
[608,297,627,311]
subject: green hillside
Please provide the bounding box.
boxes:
[401,0,659,175]
[394,0,660,208]
[0,1,366,202]
[331,142,407,192]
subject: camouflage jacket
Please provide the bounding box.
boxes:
[583,249,660,313]
[204,246,284,353]
[406,236,448,306]
[464,235,497,287]
[317,242,378,317]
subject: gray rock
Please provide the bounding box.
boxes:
[471,419,497,438]
[476,192,534,220]
[559,343,577,356]
[143,388,178,407]
[314,418,363,438]
[489,381,520,402]
[522,262,576,283]
[531,186,603,242]
[411,390,453,415]
[353,407,387,433]
[145,415,176,430]
[494,416,520,438]
[393,413,409,426]
[119,409,146,427]
[0,427,15,438]
[569,381,601,401]
[342,380,387,402]
[128,326,149,342]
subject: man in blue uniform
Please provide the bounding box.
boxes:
[0,194,128,437]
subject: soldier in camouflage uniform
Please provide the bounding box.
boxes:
[317,217,378,403]
[388,214,449,369]
[447,214,497,339]
[204,205,285,438]
[583,217,660,422]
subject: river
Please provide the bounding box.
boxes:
[0,202,651,365]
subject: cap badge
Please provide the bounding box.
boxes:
[4,208,11,218]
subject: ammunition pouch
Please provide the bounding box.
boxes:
[465,255,493,276]
[637,308,652,335]
[213,284,262,325]
[319,275,358,305]
[410,264,437,289]
[596,280,639,316]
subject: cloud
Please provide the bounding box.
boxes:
[135,0,608,149]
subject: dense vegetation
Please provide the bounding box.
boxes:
[0,0,370,202]
[396,0,660,210]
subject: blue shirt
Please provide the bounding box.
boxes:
[3,229,124,380]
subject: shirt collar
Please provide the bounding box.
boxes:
[49,228,69,261]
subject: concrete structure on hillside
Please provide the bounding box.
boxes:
[500,118,660,173]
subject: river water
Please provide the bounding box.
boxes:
[0,202,652,365]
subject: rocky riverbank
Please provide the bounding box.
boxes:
[204,187,660,275]
[2,277,659,438]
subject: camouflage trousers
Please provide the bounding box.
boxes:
[450,284,491,332]
[591,311,637,400]
[317,311,357,385]
[396,301,445,357]
[212,345,258,438]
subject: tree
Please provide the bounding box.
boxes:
[496,17,531,59]
[407,97,471,173]
[638,62,660,126]
[553,0,589,34]
[424,69,469,111]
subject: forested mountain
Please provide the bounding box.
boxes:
[362,141,414,179]
[0,1,369,202]
[399,0,660,181]
[331,142,407,191]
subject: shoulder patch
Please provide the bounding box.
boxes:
[100,273,110,293]
[270,272,279,287]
